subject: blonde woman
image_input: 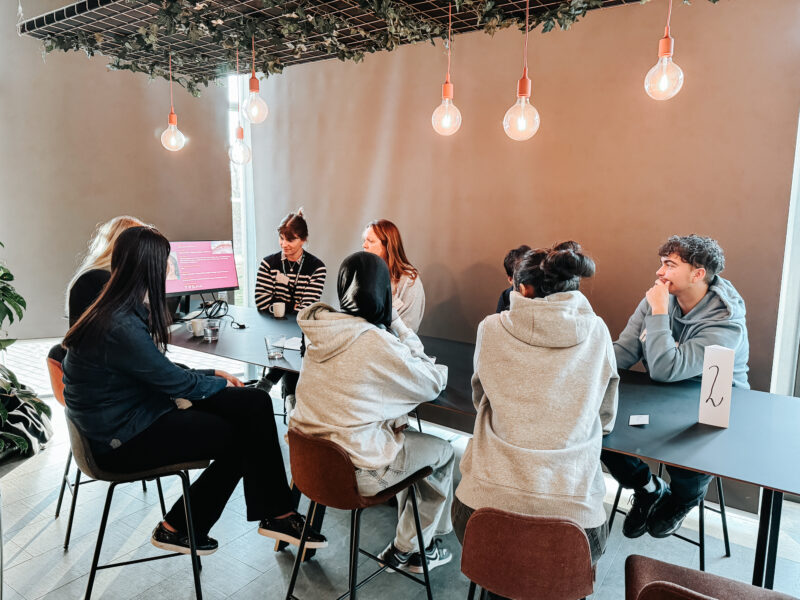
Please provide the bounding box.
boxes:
[66,216,145,325]
[362,219,425,332]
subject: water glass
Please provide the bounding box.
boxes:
[265,336,285,360]
[203,319,221,342]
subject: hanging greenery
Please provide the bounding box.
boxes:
[38,0,718,97]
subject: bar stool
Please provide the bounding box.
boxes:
[461,508,595,600]
[65,416,209,600]
[46,344,167,550]
[284,427,435,600]
[608,464,731,571]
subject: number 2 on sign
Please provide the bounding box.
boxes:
[704,365,724,407]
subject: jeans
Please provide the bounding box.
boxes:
[600,449,712,506]
[451,496,607,600]
[355,430,455,553]
[95,387,294,537]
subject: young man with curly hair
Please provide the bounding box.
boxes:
[602,234,750,539]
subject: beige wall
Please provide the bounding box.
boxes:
[252,0,800,393]
[0,5,232,339]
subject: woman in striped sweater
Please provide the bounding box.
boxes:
[255,209,326,410]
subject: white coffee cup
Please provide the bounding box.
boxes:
[269,302,286,318]
[190,318,205,337]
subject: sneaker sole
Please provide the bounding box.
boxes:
[406,554,453,574]
[257,528,328,549]
[151,538,217,556]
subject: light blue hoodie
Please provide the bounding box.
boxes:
[614,276,750,389]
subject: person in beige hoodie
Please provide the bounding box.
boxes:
[291,251,454,575]
[454,242,619,591]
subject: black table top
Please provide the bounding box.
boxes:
[169,305,800,495]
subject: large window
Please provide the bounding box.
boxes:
[227,75,256,306]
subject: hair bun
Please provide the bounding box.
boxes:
[541,241,595,281]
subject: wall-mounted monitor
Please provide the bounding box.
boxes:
[165,240,239,297]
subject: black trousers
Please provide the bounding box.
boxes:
[265,368,299,396]
[600,449,712,506]
[95,387,294,536]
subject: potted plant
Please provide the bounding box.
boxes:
[0,241,52,462]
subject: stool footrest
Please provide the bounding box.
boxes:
[96,551,184,570]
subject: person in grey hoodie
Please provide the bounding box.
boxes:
[453,242,619,596]
[291,251,454,575]
[601,234,749,540]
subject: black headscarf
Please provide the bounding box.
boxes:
[337,251,393,329]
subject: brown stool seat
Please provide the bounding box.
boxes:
[285,427,437,600]
[626,555,797,600]
[462,507,595,600]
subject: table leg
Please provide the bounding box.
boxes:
[764,491,783,590]
[752,488,773,587]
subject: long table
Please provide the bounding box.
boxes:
[170,305,799,590]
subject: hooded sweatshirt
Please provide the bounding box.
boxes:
[456,290,619,529]
[614,276,749,388]
[291,302,447,469]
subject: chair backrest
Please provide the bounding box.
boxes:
[639,581,716,600]
[65,414,105,481]
[46,344,67,407]
[461,507,595,600]
[287,427,371,510]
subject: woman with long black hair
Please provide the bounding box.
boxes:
[62,226,326,555]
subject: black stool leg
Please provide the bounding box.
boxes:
[349,509,363,600]
[285,500,316,600]
[64,469,82,550]
[479,588,489,600]
[717,477,731,557]
[409,484,433,600]
[141,480,147,493]
[699,499,705,571]
[177,471,202,600]
[55,450,73,518]
[156,477,167,517]
[608,484,623,530]
[84,482,118,600]
[467,581,477,599]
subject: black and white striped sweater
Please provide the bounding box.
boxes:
[255,251,326,313]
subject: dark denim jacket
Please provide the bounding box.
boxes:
[63,303,226,452]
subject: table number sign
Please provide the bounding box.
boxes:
[698,345,735,428]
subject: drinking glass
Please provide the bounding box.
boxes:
[265,336,285,360]
[203,319,221,342]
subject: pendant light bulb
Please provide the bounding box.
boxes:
[243,37,269,124]
[431,2,461,136]
[243,76,269,124]
[432,79,462,136]
[161,111,186,152]
[503,69,540,141]
[644,1,683,101]
[229,126,251,165]
[161,53,186,152]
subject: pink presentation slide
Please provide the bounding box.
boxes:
[166,241,239,295]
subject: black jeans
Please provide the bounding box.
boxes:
[95,387,294,537]
[264,369,299,396]
[451,496,608,600]
[600,449,712,506]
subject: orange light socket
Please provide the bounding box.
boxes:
[442,80,454,100]
[249,74,260,93]
[658,27,674,58]
[517,67,532,98]
[168,110,177,126]
[236,126,245,140]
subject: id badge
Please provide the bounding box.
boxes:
[276,272,290,285]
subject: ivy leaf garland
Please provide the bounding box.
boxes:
[38,0,721,97]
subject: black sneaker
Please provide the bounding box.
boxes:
[258,513,328,549]
[377,542,414,572]
[622,475,669,539]
[254,377,274,394]
[647,494,697,538]
[407,538,452,574]
[151,522,218,556]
